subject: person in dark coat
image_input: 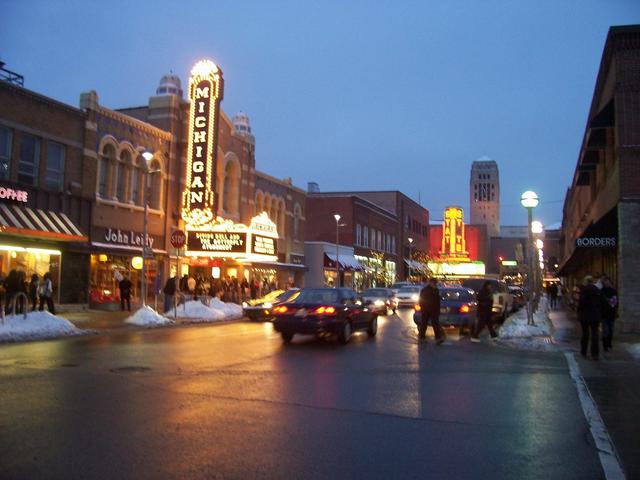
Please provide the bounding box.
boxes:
[38,272,55,314]
[577,275,606,360]
[119,275,133,312]
[471,281,498,343]
[28,273,39,311]
[163,276,177,313]
[600,276,618,352]
[418,278,444,344]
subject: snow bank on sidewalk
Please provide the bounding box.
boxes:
[209,298,243,319]
[125,306,173,327]
[499,297,552,339]
[497,297,556,352]
[0,311,86,342]
[164,300,225,322]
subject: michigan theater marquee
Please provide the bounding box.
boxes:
[181,60,278,263]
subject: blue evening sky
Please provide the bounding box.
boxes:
[2,0,639,226]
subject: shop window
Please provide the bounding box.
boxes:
[18,133,40,186]
[0,246,61,303]
[44,141,65,191]
[0,126,12,181]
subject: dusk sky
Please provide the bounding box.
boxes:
[2,0,639,226]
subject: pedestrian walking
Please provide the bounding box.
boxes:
[418,278,445,344]
[38,272,55,314]
[471,281,498,343]
[162,276,177,313]
[577,275,606,360]
[16,270,27,314]
[600,276,618,352]
[556,283,563,308]
[28,273,39,311]
[119,274,132,312]
[547,282,558,309]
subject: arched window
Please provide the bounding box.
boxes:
[99,144,115,197]
[148,159,163,210]
[222,158,240,215]
[130,165,140,205]
[293,203,302,241]
[264,194,272,221]
[278,198,285,235]
[255,190,264,215]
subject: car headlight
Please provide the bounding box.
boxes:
[374,300,385,307]
[263,302,272,309]
[411,294,419,301]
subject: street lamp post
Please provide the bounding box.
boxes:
[520,191,539,325]
[333,214,342,287]
[141,151,155,308]
[407,237,414,281]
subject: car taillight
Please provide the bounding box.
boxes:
[459,304,470,313]
[315,306,336,314]
[274,306,288,313]
[414,304,422,311]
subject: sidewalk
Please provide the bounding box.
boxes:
[549,306,640,479]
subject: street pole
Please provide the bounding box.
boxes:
[335,218,340,288]
[527,206,534,325]
[141,169,149,308]
[407,237,413,282]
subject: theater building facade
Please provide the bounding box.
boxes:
[0,59,306,308]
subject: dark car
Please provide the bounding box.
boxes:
[361,288,398,315]
[242,288,300,321]
[272,287,378,344]
[508,286,525,311]
[413,286,477,334]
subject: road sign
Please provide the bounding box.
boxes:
[171,229,186,249]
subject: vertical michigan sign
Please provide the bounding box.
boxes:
[181,60,224,227]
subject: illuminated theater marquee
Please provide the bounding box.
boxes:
[181,60,278,261]
[181,60,224,227]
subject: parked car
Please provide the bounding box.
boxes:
[413,285,477,334]
[272,287,378,344]
[390,281,414,294]
[461,278,513,321]
[242,289,300,321]
[361,288,398,315]
[507,286,526,311]
[395,285,422,308]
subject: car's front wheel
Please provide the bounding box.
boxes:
[338,321,352,344]
[281,332,294,344]
[367,315,378,338]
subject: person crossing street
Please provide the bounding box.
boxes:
[418,278,445,344]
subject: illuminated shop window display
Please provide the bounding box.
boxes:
[0,245,61,301]
[89,254,158,306]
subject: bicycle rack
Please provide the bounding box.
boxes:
[5,292,29,323]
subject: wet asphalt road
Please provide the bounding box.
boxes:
[0,310,604,479]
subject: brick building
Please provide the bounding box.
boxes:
[0,77,91,305]
[559,25,640,332]
[305,190,429,288]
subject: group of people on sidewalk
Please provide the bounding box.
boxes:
[577,274,618,361]
[417,278,498,344]
[0,270,56,316]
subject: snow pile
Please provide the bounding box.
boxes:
[164,300,225,322]
[497,297,556,352]
[0,311,86,342]
[125,306,173,327]
[626,343,640,361]
[499,298,552,339]
[209,298,243,319]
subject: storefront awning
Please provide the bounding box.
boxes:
[325,253,364,271]
[0,204,87,242]
[90,242,167,255]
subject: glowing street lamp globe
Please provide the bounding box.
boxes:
[531,220,544,234]
[520,191,539,209]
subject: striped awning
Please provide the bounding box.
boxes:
[0,203,87,242]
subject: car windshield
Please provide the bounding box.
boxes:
[293,289,340,304]
[277,289,300,302]
[363,289,389,296]
[440,289,474,302]
[462,279,496,293]
[398,286,421,294]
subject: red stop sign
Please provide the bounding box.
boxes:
[171,229,186,249]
